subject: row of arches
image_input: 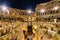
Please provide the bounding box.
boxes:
[36,9,60,15]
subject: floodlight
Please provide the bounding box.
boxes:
[40,9,45,13]
[53,6,59,10]
[2,6,7,11]
[28,10,32,13]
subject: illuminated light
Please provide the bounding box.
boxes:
[40,9,45,13]
[53,6,59,10]
[2,6,7,11]
[28,10,32,13]
[2,6,10,14]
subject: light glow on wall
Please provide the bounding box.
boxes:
[28,10,32,14]
[2,6,7,11]
[40,9,45,13]
[53,6,59,10]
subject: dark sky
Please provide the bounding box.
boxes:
[0,0,51,11]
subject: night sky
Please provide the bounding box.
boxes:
[0,0,51,11]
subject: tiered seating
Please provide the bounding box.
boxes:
[0,21,24,40]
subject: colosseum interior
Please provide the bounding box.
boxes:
[0,0,60,40]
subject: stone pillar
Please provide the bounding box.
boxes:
[54,19,57,23]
